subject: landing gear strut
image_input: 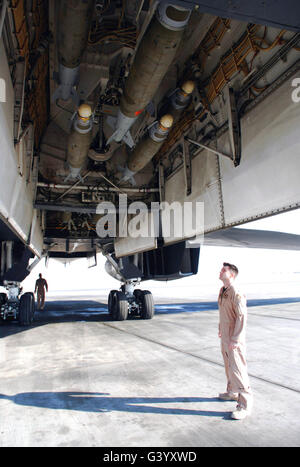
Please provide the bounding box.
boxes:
[108,280,154,321]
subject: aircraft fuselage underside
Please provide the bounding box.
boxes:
[0,0,300,322]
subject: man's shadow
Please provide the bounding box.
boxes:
[0,392,232,419]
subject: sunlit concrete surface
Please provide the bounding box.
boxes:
[0,294,299,447]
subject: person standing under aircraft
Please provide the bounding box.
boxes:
[218,262,253,420]
[35,273,48,310]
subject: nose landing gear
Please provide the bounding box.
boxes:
[108,281,154,321]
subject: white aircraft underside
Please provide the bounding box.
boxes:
[0,1,300,319]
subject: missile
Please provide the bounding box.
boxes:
[107,2,192,146]
[52,0,95,104]
[121,114,174,183]
[66,103,93,180]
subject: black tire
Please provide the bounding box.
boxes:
[0,294,6,324]
[140,290,154,320]
[28,292,36,314]
[19,293,35,326]
[0,293,8,305]
[133,289,143,300]
[113,291,128,321]
[108,290,118,317]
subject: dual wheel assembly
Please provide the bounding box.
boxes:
[108,289,154,321]
[0,291,35,326]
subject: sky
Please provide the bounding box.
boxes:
[18,208,300,300]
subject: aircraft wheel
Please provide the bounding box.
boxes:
[133,289,143,300]
[140,290,154,320]
[0,293,8,305]
[19,293,35,326]
[108,290,118,318]
[113,291,128,321]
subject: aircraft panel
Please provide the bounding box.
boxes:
[28,210,44,258]
[0,39,43,252]
[114,211,158,258]
[220,71,300,226]
[204,227,300,250]
[163,148,220,244]
[190,0,300,32]
[163,71,300,239]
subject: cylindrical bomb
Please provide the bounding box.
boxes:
[122,114,174,181]
[53,0,95,103]
[108,2,192,144]
[66,103,93,179]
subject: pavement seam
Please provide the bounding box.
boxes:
[102,322,300,395]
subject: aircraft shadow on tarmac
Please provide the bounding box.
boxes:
[0,300,110,338]
[0,392,232,419]
[1,297,300,338]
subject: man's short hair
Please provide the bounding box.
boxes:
[223,262,239,277]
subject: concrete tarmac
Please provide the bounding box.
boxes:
[0,294,299,447]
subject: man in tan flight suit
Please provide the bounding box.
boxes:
[34,273,48,310]
[218,262,253,420]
